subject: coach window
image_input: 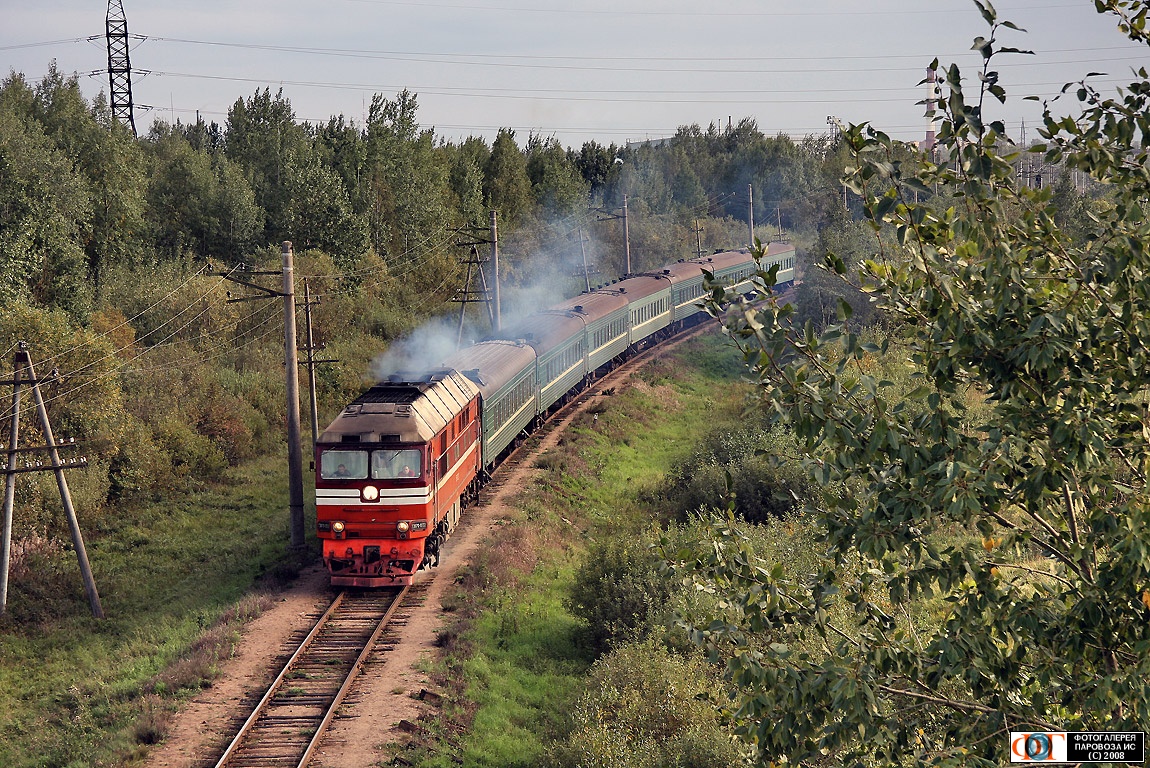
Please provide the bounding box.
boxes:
[372,448,423,479]
[321,449,368,480]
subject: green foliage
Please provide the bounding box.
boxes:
[360,90,453,263]
[566,531,675,654]
[0,94,93,319]
[281,150,369,259]
[548,640,747,768]
[525,134,590,215]
[792,206,882,331]
[224,87,309,242]
[652,424,816,524]
[694,3,1150,765]
[145,124,261,263]
[484,128,534,227]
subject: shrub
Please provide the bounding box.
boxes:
[547,640,745,768]
[651,423,816,524]
[152,417,226,480]
[566,531,673,655]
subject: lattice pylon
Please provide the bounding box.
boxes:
[106,0,136,135]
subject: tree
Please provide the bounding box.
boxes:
[484,128,533,227]
[146,125,262,263]
[225,88,308,241]
[686,2,1150,764]
[0,105,92,319]
[361,90,451,262]
[281,150,369,260]
[524,133,589,216]
[2,66,148,303]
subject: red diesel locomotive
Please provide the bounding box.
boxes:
[314,243,798,587]
[315,370,482,586]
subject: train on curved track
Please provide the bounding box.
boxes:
[314,242,796,586]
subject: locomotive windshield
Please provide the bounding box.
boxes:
[372,448,422,479]
[320,449,369,479]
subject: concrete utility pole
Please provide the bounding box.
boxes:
[0,357,21,614]
[281,243,306,550]
[301,281,337,448]
[578,228,592,293]
[622,195,631,275]
[1,346,103,618]
[595,198,632,277]
[214,246,307,551]
[748,184,755,248]
[490,211,501,332]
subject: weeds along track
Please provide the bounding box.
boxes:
[213,587,410,768]
[484,320,714,497]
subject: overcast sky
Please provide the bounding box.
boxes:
[3,0,1146,148]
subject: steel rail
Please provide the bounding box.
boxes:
[297,584,410,766]
[213,586,408,768]
[213,590,349,768]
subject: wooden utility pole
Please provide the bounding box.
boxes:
[1,345,103,618]
[692,219,704,259]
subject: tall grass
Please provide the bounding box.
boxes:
[406,334,756,766]
[0,455,310,767]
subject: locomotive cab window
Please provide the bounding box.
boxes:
[320,450,369,479]
[372,448,423,479]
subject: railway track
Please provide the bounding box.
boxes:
[210,322,713,765]
[213,586,409,768]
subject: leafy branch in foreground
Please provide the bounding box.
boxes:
[678,2,1150,765]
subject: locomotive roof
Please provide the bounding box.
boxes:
[318,369,479,445]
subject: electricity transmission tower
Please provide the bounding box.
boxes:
[106,0,137,135]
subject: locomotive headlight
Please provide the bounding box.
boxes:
[332,521,345,533]
[362,485,379,502]
[396,521,411,533]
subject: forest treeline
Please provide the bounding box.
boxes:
[0,62,1095,521]
[0,62,859,518]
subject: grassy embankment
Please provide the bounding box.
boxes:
[392,332,759,767]
[0,455,313,768]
